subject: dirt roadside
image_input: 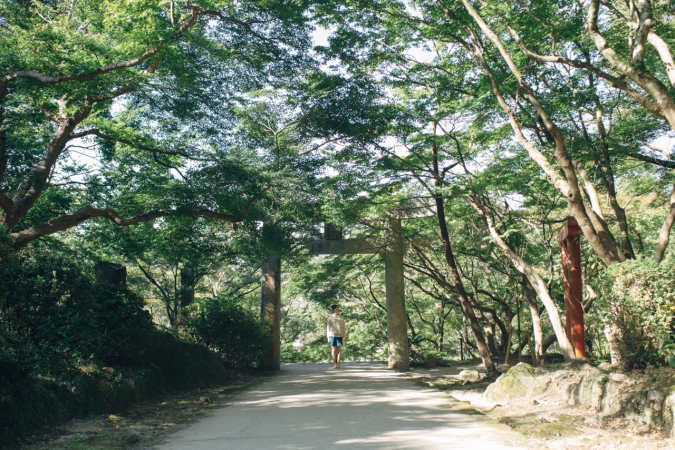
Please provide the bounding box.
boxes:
[15,375,264,450]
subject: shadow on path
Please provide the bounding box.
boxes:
[155,362,525,450]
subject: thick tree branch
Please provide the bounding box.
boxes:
[628,151,675,169]
[10,184,267,250]
[506,24,662,117]
[8,87,133,228]
[572,159,604,219]
[587,0,675,130]
[70,129,193,158]
[199,10,275,43]
[465,195,576,361]
[631,0,653,66]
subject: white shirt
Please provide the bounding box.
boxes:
[327,314,346,338]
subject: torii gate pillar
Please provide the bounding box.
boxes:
[557,217,585,358]
[260,257,281,371]
[385,217,409,371]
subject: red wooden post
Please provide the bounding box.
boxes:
[557,217,586,357]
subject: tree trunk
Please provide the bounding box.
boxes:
[180,268,195,308]
[523,275,544,366]
[260,257,281,371]
[654,183,675,263]
[428,126,495,376]
[604,322,624,368]
[95,261,127,287]
[467,198,577,361]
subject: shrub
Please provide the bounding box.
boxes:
[185,296,270,368]
[0,250,153,379]
[597,258,675,369]
[0,249,232,445]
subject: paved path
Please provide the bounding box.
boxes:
[156,362,526,450]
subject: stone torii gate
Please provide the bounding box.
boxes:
[258,201,434,372]
[309,204,434,371]
[557,217,586,358]
[310,218,409,370]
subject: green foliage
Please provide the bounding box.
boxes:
[597,258,675,369]
[0,250,154,378]
[281,339,331,363]
[0,248,232,445]
[186,296,270,368]
[0,329,230,446]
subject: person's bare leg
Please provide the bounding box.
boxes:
[336,346,341,368]
[331,346,338,368]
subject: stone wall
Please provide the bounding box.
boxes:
[484,362,675,437]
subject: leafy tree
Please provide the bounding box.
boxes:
[0,0,315,250]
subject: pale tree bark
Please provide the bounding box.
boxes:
[631,0,653,66]
[616,0,675,86]
[505,6,675,173]
[654,183,675,263]
[587,0,675,130]
[522,274,544,366]
[573,159,604,219]
[452,1,624,266]
[646,31,675,86]
[467,197,577,361]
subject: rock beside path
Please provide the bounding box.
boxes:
[458,369,481,382]
[408,358,675,449]
[482,361,675,439]
[483,363,549,402]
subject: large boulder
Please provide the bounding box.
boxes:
[483,362,549,402]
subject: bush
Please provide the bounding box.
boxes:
[0,249,233,445]
[281,338,331,363]
[185,296,270,368]
[597,258,675,369]
[0,331,231,445]
[0,250,153,379]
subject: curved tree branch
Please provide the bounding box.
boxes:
[10,185,268,250]
[628,151,675,169]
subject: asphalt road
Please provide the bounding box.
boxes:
[155,362,525,450]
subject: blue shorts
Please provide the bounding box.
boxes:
[329,336,343,347]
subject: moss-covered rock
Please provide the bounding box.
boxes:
[575,370,607,410]
[601,376,626,415]
[483,363,549,402]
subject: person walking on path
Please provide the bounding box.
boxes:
[327,304,346,369]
